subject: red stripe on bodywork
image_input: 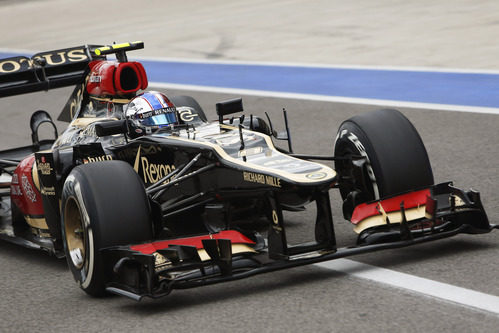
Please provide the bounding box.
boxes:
[11,154,44,216]
[130,230,255,254]
[350,189,431,225]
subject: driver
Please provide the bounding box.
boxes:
[125,91,179,136]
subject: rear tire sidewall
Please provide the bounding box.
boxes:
[61,161,152,296]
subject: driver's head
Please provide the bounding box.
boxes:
[125,91,178,135]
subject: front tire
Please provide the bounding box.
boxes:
[334,109,434,219]
[61,161,153,296]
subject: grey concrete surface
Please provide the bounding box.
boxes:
[0,1,498,332]
[1,0,499,69]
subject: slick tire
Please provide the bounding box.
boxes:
[170,95,208,122]
[334,109,434,219]
[61,161,152,296]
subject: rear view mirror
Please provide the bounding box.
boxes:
[30,110,58,147]
[95,120,128,137]
[216,98,243,123]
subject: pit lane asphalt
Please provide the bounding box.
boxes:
[1,0,499,331]
[0,88,497,332]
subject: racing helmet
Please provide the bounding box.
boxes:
[125,91,179,134]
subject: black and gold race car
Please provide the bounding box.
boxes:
[0,42,496,300]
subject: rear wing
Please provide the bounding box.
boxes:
[0,45,104,98]
[0,41,146,99]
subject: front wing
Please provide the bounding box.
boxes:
[102,182,497,301]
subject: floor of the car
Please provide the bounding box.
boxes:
[0,197,58,255]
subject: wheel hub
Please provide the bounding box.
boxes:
[64,197,86,269]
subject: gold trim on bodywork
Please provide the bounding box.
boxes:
[24,216,49,229]
[162,126,336,185]
[69,117,117,128]
[354,194,468,234]
[133,145,142,173]
[31,159,41,191]
[90,96,132,104]
[353,206,427,234]
[31,227,52,238]
[153,244,257,271]
[198,244,257,261]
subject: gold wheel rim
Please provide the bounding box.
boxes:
[64,197,86,269]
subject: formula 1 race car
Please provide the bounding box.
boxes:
[0,42,496,300]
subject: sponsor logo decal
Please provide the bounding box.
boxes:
[271,209,282,231]
[89,75,102,83]
[37,161,53,175]
[83,154,113,164]
[243,171,281,188]
[178,107,199,122]
[305,172,327,180]
[153,252,171,272]
[10,174,22,196]
[41,186,56,196]
[133,145,176,184]
[10,185,22,196]
[69,81,86,120]
[137,107,176,119]
[238,147,263,157]
[272,210,279,225]
[10,173,22,195]
[21,175,37,202]
[0,48,88,74]
[140,157,176,184]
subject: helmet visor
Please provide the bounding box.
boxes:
[139,110,178,127]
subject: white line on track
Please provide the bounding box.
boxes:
[150,82,499,115]
[140,56,499,75]
[316,259,499,315]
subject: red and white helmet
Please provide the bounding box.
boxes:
[125,91,178,134]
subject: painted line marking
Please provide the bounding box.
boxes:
[138,55,499,75]
[315,259,499,315]
[150,81,499,115]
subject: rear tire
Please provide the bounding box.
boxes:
[61,161,153,296]
[334,109,433,219]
